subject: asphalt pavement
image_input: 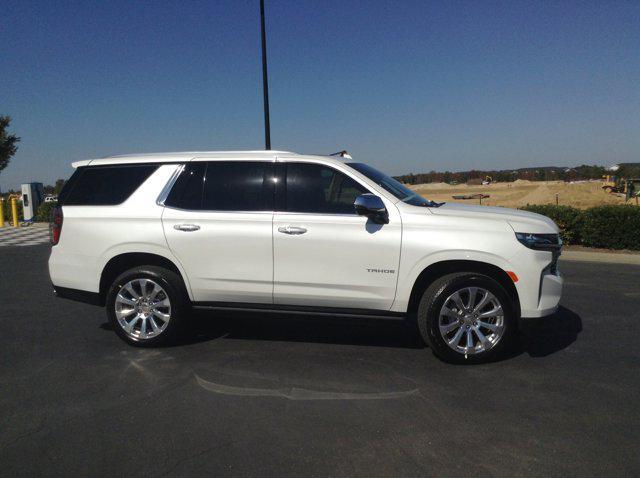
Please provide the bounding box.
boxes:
[1,245,638,477]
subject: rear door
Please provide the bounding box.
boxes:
[161,160,275,304]
[272,161,402,310]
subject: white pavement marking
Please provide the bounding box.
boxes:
[0,224,50,247]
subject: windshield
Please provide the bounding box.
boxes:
[346,163,441,207]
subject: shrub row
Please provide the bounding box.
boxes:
[35,201,57,222]
[520,204,640,250]
[0,199,54,223]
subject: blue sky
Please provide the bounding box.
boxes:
[1,0,638,190]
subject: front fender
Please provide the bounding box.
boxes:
[392,249,517,313]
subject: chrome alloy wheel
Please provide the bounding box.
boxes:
[114,278,171,341]
[438,287,505,355]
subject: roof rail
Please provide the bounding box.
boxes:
[329,150,353,160]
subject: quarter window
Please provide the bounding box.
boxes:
[61,164,159,206]
[285,163,368,214]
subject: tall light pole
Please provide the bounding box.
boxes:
[260,0,271,150]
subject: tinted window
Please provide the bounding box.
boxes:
[285,163,368,214]
[57,170,82,204]
[164,162,206,209]
[61,164,159,206]
[346,162,438,207]
[202,161,274,211]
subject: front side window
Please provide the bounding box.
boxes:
[285,163,369,214]
[61,164,159,206]
[165,161,274,211]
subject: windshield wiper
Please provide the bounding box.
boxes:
[403,196,444,207]
[421,200,445,208]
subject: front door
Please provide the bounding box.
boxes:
[162,160,275,304]
[273,161,401,310]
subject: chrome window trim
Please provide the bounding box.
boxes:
[273,211,364,218]
[162,205,274,215]
[156,164,186,206]
[160,206,364,218]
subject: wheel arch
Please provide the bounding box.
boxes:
[406,260,520,317]
[98,252,190,306]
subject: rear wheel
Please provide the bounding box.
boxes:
[416,273,517,364]
[106,266,188,347]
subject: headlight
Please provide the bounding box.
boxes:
[515,233,562,251]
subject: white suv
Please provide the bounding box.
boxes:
[49,150,563,363]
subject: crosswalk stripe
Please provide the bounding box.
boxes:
[0,225,51,247]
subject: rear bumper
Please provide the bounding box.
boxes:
[520,272,563,318]
[53,285,102,306]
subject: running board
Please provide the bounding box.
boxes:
[192,302,406,321]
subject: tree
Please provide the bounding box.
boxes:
[0,116,20,175]
[54,179,65,195]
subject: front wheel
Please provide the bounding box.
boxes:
[106,266,188,347]
[416,273,518,364]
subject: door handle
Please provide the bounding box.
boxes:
[278,226,307,235]
[174,224,201,232]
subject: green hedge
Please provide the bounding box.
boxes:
[35,201,58,222]
[519,205,583,245]
[1,199,57,223]
[520,204,640,250]
[581,205,640,250]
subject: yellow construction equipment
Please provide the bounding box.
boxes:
[602,175,618,193]
[602,175,640,200]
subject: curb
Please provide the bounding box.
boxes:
[560,250,640,265]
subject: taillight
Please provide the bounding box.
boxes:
[50,206,63,245]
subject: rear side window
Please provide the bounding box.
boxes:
[164,162,206,209]
[61,164,159,206]
[285,163,368,214]
[203,161,273,211]
[164,161,274,211]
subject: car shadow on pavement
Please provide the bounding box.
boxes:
[183,311,426,349]
[99,306,581,357]
[516,306,582,358]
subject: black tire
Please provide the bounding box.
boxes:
[106,265,189,347]
[416,272,518,364]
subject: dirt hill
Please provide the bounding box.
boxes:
[411,180,636,209]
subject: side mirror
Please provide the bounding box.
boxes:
[354,194,389,224]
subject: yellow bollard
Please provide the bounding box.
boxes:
[0,198,4,227]
[11,197,19,227]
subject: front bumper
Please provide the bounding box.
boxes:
[520,271,563,318]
